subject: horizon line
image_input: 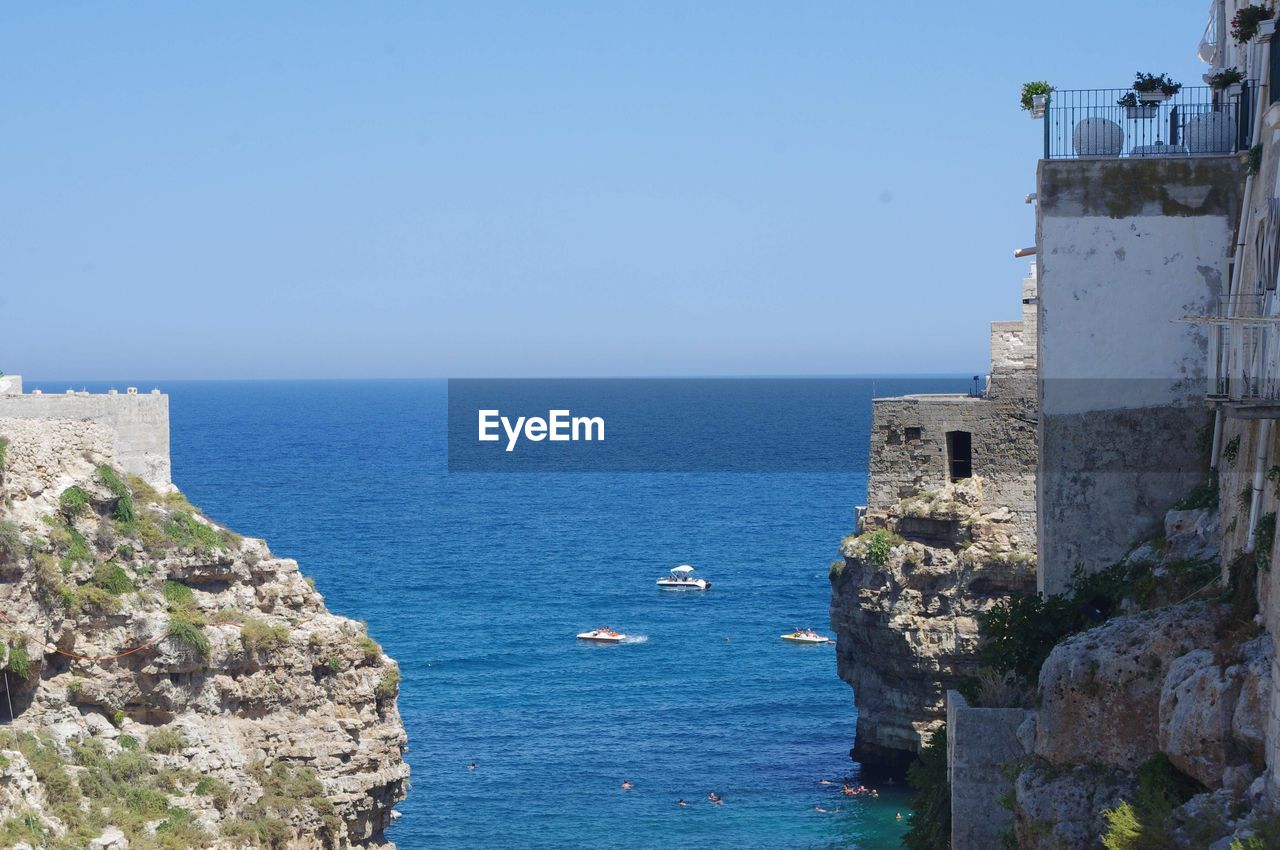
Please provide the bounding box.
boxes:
[20,372,980,385]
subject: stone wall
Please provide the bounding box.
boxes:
[0,384,170,485]
[1036,156,1244,594]
[867,394,1037,542]
[947,690,1031,850]
[1214,414,1280,803]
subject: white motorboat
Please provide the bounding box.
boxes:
[781,629,831,644]
[577,627,626,643]
[656,564,711,591]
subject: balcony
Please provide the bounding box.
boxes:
[1206,294,1280,412]
[1043,85,1256,160]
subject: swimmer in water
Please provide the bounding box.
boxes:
[707,791,722,805]
[819,779,833,785]
[467,763,477,770]
[896,812,903,820]
[621,780,633,790]
[678,799,687,808]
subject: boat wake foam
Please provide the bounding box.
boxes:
[622,635,649,644]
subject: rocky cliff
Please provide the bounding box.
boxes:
[829,477,1036,771]
[0,417,408,849]
[1008,505,1279,849]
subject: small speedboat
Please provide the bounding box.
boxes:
[781,629,831,644]
[656,564,711,591]
[577,628,626,643]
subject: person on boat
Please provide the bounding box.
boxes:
[621,780,633,790]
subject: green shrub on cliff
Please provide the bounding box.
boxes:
[865,530,897,565]
[96,465,135,523]
[979,558,1218,684]
[903,725,950,850]
[91,562,134,596]
[146,728,186,755]
[376,666,401,699]
[59,486,91,519]
[223,760,342,848]
[240,616,290,654]
[161,580,195,609]
[162,509,238,552]
[167,611,210,658]
[4,640,30,679]
[1101,753,1204,850]
[0,519,22,562]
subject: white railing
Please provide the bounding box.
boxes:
[1207,315,1280,401]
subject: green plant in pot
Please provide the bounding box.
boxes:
[1117,91,1158,119]
[1207,67,1245,89]
[1020,81,1053,117]
[1132,72,1181,103]
[1232,4,1275,43]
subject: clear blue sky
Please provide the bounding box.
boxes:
[1,2,1213,379]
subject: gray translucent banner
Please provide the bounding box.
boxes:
[447,377,974,472]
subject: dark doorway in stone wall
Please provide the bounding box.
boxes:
[946,430,972,481]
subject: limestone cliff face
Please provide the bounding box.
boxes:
[0,417,408,849]
[1010,506,1277,849]
[829,477,1035,770]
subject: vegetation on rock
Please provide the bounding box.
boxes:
[903,725,951,850]
[1100,753,1204,850]
[979,558,1217,684]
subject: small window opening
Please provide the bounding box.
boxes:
[904,427,922,442]
[946,430,972,481]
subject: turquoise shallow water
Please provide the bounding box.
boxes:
[45,377,967,849]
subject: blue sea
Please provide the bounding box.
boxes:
[39,377,967,849]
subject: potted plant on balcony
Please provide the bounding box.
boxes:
[1232,3,1276,43]
[1117,92,1158,119]
[1020,81,1053,118]
[1132,72,1182,104]
[1207,67,1245,89]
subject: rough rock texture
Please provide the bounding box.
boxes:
[0,417,408,848]
[1013,760,1136,850]
[829,477,1035,768]
[1019,588,1272,848]
[1159,636,1271,789]
[1035,602,1217,771]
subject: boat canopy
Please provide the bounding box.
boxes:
[671,565,695,574]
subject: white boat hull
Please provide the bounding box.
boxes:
[577,631,626,642]
[781,634,830,644]
[657,579,711,591]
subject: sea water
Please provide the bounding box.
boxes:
[46,377,968,849]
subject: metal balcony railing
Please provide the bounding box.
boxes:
[1044,85,1256,160]
[1207,315,1280,401]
